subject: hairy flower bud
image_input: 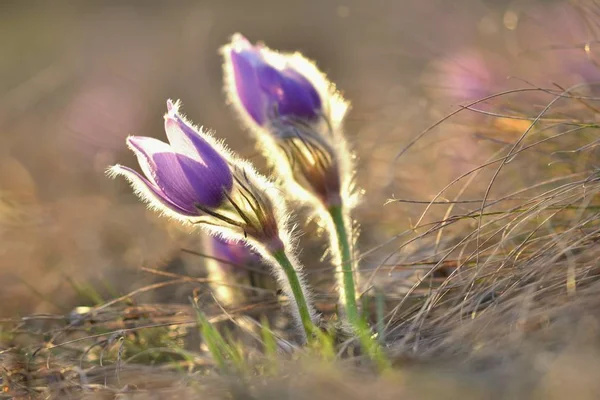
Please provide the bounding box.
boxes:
[109,100,287,253]
[223,34,356,210]
[228,35,321,125]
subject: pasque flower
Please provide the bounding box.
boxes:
[204,235,269,306]
[109,100,318,341]
[209,235,262,267]
[223,34,355,209]
[228,38,321,126]
[109,101,233,217]
[223,36,390,370]
[223,34,359,311]
[204,236,277,305]
[109,100,285,250]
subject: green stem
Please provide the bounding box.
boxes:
[272,249,315,341]
[328,205,359,325]
[328,205,390,371]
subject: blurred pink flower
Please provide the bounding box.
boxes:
[60,79,145,169]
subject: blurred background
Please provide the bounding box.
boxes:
[1,0,599,316]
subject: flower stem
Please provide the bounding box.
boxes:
[328,205,390,370]
[328,205,359,325]
[272,249,315,341]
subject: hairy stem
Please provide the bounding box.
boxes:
[328,205,359,325]
[272,249,315,341]
[328,205,390,370]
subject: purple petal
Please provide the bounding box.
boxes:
[228,35,322,124]
[284,68,322,112]
[112,165,198,216]
[127,136,205,212]
[126,136,172,185]
[164,112,233,183]
[127,136,230,211]
[174,152,233,208]
[257,64,321,120]
[230,48,267,125]
[290,69,321,110]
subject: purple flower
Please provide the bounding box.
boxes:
[204,235,276,306]
[110,100,233,216]
[110,98,317,337]
[227,34,321,126]
[223,34,355,209]
[209,236,262,268]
